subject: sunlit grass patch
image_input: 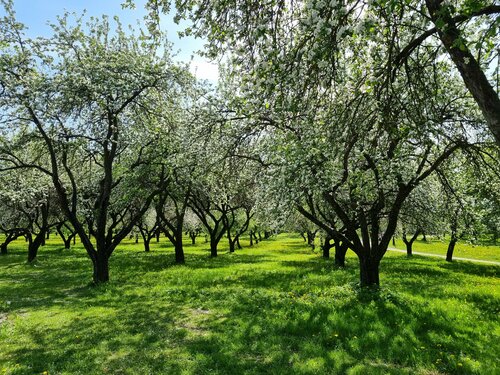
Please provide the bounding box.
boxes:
[0,233,498,374]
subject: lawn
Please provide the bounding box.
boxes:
[391,237,500,262]
[0,234,499,374]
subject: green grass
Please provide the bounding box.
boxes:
[391,237,500,262]
[0,234,499,374]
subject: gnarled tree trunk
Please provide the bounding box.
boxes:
[359,256,380,287]
[334,241,348,268]
[426,0,500,144]
[402,229,420,257]
[92,252,110,284]
[322,234,332,258]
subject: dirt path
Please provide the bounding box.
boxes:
[387,248,500,266]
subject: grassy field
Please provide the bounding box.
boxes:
[391,237,500,262]
[0,234,499,374]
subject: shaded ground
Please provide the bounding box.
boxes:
[0,234,498,374]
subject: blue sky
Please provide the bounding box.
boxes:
[8,0,218,81]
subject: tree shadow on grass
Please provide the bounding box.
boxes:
[1,238,499,374]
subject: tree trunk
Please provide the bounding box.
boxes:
[1,233,19,255]
[422,232,427,242]
[249,231,253,246]
[426,0,500,145]
[306,230,316,250]
[392,236,396,246]
[189,231,196,244]
[335,242,348,267]
[402,229,420,257]
[155,229,160,242]
[64,239,72,249]
[27,239,39,263]
[300,232,307,242]
[359,256,380,287]
[144,238,151,252]
[446,238,457,262]
[46,231,50,240]
[405,241,413,257]
[229,239,235,253]
[322,235,332,258]
[227,227,234,253]
[210,235,218,257]
[236,236,242,249]
[92,253,110,284]
[174,238,185,263]
[28,231,45,263]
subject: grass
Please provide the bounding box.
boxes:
[391,237,500,262]
[0,234,499,374]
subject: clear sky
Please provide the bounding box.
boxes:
[7,0,218,81]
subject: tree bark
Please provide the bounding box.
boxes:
[322,234,332,258]
[28,230,45,263]
[335,242,348,267]
[359,256,380,287]
[402,229,420,257]
[405,241,413,257]
[1,232,20,255]
[92,253,110,284]
[227,224,235,253]
[426,0,500,145]
[144,238,151,252]
[446,238,457,262]
[249,231,253,246]
[236,236,242,249]
[306,230,316,250]
[210,237,218,257]
[64,238,72,249]
[174,237,185,263]
[189,231,196,244]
